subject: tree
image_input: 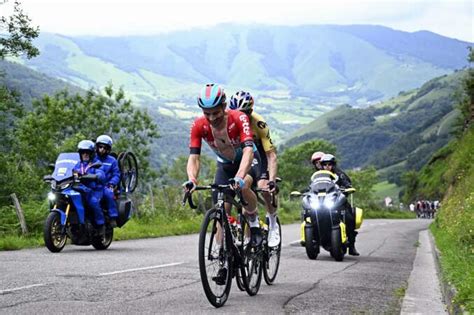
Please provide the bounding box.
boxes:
[278,139,336,191]
[347,166,378,206]
[0,0,40,59]
[1,85,159,203]
[453,47,474,135]
[400,170,419,204]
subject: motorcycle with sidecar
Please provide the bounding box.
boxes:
[292,170,363,261]
[42,151,138,252]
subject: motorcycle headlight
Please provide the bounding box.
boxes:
[47,192,56,201]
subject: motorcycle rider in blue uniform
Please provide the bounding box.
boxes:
[95,135,121,228]
[73,140,107,235]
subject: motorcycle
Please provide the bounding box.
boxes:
[292,170,363,261]
[42,152,138,253]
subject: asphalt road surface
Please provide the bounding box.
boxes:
[1,219,431,314]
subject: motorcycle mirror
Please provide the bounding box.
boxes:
[43,175,53,182]
[344,188,356,194]
[290,191,302,197]
[48,163,56,170]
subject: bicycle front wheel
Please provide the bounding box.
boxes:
[199,209,232,308]
[264,216,281,285]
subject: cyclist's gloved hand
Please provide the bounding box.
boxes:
[182,179,197,192]
[268,180,277,193]
[229,176,245,190]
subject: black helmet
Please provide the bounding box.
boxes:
[320,154,336,165]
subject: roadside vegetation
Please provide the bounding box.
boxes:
[406,49,474,312]
[428,128,474,312]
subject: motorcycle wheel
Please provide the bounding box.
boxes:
[44,212,67,253]
[92,226,113,250]
[304,225,319,260]
[330,228,345,262]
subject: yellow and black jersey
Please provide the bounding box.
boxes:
[250,112,275,153]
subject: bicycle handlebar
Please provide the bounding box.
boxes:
[182,184,248,209]
[255,187,279,208]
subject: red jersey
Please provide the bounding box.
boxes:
[189,110,254,163]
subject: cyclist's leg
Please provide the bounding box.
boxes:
[241,152,260,220]
[242,153,262,246]
[213,163,234,247]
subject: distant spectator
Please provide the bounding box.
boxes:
[409,203,415,212]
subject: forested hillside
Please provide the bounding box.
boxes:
[0,60,82,106]
[284,70,467,175]
[0,60,190,167]
[14,25,469,139]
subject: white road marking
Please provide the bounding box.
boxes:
[0,283,47,295]
[99,262,184,276]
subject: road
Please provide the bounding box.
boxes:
[1,219,431,314]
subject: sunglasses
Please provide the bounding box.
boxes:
[97,144,107,150]
[321,162,333,167]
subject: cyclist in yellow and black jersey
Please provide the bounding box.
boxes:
[230,91,280,247]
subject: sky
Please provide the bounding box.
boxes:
[6,0,474,42]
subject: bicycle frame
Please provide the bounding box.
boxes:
[184,184,246,260]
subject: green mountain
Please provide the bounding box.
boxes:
[284,70,467,173]
[17,25,470,139]
[0,60,82,106]
[0,60,189,167]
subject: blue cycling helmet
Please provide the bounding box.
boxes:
[197,84,226,109]
[77,140,95,161]
[229,91,254,112]
[96,134,113,150]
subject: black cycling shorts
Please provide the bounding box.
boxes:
[212,150,261,204]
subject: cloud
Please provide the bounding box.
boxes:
[19,0,473,41]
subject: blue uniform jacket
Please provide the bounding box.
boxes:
[73,158,107,191]
[97,155,121,187]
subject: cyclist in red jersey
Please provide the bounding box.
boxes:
[183,84,262,247]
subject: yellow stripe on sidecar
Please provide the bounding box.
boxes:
[355,207,363,229]
[339,222,347,244]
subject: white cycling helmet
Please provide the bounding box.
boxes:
[229,91,254,112]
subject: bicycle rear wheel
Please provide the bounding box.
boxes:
[199,209,232,307]
[264,216,281,285]
[241,217,263,296]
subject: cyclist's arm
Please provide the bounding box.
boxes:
[235,112,254,180]
[236,146,253,179]
[254,113,277,183]
[266,149,277,182]
[187,154,200,183]
[187,119,203,183]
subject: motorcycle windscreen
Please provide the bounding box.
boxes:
[53,152,80,181]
